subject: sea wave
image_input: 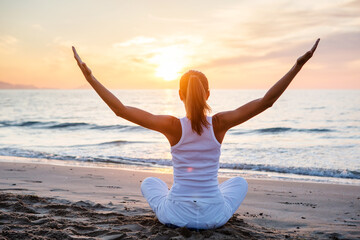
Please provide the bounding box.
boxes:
[219,162,360,180]
[0,120,53,127]
[49,122,89,129]
[71,140,142,148]
[0,120,143,131]
[0,120,336,135]
[229,127,334,135]
[0,147,359,180]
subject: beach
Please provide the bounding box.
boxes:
[1,161,359,240]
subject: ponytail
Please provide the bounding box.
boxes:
[180,70,211,135]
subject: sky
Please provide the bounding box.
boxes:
[0,0,359,89]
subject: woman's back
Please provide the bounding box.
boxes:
[169,116,223,203]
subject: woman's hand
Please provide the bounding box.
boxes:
[296,38,320,67]
[72,46,92,77]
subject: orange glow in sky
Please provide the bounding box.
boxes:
[150,45,188,81]
[0,0,359,89]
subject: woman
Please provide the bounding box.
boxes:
[72,38,320,229]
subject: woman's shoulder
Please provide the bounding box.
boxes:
[169,116,182,127]
[167,116,182,144]
[210,113,226,144]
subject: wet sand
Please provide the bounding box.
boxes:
[0,162,359,239]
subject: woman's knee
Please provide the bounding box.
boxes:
[225,177,248,189]
[234,177,248,190]
[141,177,156,192]
[141,177,154,186]
[141,177,168,196]
[223,177,248,198]
[234,177,248,196]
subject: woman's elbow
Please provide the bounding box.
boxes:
[260,98,274,109]
[265,101,274,109]
[114,106,126,117]
[114,111,122,117]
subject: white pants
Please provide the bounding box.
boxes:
[141,177,248,229]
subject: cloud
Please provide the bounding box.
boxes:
[51,37,73,58]
[112,35,203,50]
[0,35,19,54]
[213,0,360,44]
[42,37,76,70]
[346,59,360,70]
[110,35,205,69]
[31,24,44,31]
[147,14,200,23]
[198,31,360,71]
[193,0,359,72]
[113,36,157,48]
[0,35,18,45]
[344,0,360,8]
[197,55,260,69]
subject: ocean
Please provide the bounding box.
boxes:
[1,89,359,185]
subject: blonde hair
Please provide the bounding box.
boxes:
[180,70,211,135]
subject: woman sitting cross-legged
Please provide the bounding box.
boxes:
[72,38,319,229]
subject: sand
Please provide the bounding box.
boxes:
[0,161,359,239]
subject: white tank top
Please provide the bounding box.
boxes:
[168,116,224,203]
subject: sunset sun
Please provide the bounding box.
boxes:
[150,46,188,81]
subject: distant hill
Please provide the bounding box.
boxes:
[0,81,38,89]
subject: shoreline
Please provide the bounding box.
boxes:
[0,155,359,187]
[1,161,359,239]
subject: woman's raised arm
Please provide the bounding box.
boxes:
[72,47,181,145]
[213,39,320,143]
